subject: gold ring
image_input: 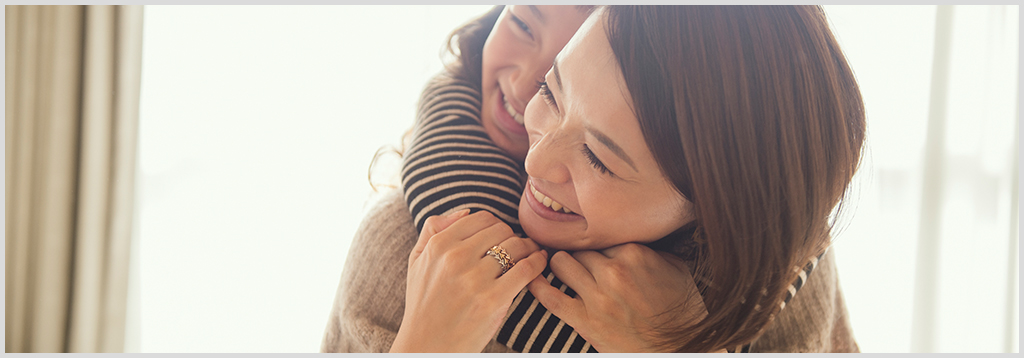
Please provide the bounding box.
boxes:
[485,245,515,274]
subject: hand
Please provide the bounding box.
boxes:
[527,243,712,352]
[391,210,548,352]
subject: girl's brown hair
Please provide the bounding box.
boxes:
[443,5,504,92]
[605,6,865,351]
[369,6,503,190]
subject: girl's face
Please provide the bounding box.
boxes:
[479,6,590,162]
[519,12,694,251]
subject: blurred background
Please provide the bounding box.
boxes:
[6,5,1018,353]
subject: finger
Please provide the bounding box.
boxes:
[656,251,693,274]
[411,209,470,261]
[568,250,609,272]
[497,249,548,296]
[597,242,626,257]
[493,236,541,262]
[597,243,670,274]
[464,220,516,254]
[526,274,588,333]
[481,237,542,278]
[433,210,503,246]
[599,242,652,260]
[547,251,598,297]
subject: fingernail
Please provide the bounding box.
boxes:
[448,208,470,218]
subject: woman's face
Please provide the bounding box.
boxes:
[480,6,590,162]
[519,12,694,251]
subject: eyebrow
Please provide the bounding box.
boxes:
[528,5,545,24]
[552,60,563,91]
[585,124,639,173]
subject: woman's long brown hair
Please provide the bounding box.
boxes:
[605,6,865,351]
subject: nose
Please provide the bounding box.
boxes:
[523,120,572,185]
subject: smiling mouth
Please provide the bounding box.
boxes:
[529,183,573,214]
[502,94,525,125]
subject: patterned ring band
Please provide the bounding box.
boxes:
[485,245,516,274]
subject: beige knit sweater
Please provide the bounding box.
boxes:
[320,190,859,353]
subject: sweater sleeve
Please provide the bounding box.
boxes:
[319,190,516,353]
[748,249,859,352]
[401,75,526,236]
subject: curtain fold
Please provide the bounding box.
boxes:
[5,5,143,353]
[910,4,955,353]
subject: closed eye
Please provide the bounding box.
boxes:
[537,81,558,112]
[509,13,533,39]
[582,144,615,176]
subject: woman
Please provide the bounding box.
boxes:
[390,5,864,352]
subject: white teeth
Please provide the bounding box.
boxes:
[503,95,525,125]
[529,183,573,214]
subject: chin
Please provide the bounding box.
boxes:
[522,226,566,251]
[519,198,592,251]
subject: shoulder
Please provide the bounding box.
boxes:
[750,249,859,352]
[357,190,419,241]
[422,72,478,98]
[417,73,482,122]
[321,190,417,352]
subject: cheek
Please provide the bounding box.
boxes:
[482,29,517,70]
[524,97,544,143]
[583,185,689,245]
[641,191,692,236]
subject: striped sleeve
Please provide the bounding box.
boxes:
[741,250,826,352]
[402,75,525,236]
[399,74,594,353]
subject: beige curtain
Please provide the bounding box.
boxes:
[5,5,143,353]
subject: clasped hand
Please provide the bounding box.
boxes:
[391,210,547,352]
[527,243,712,352]
[393,210,712,353]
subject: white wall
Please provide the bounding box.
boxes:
[133,5,493,352]
[132,5,1019,353]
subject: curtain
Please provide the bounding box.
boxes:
[908,5,1019,353]
[825,4,1018,352]
[5,5,144,353]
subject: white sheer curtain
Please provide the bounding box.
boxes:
[824,5,1018,353]
[130,5,1018,353]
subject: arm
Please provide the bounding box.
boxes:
[747,249,859,352]
[391,210,547,352]
[399,74,596,353]
[320,191,522,353]
[320,191,418,352]
[402,75,525,235]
